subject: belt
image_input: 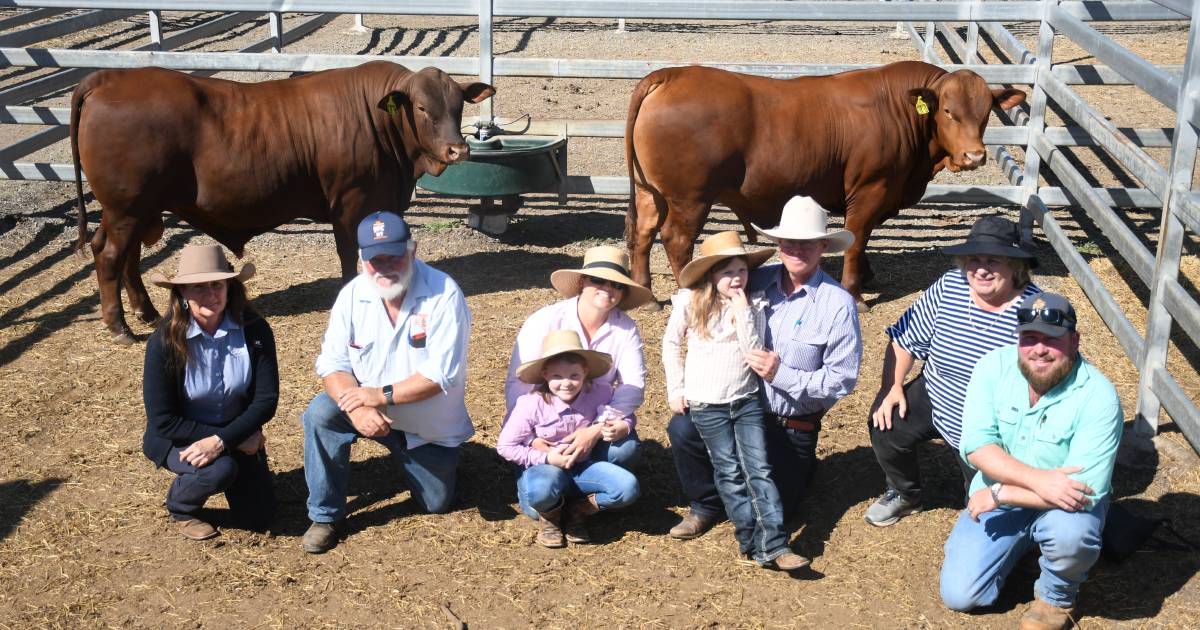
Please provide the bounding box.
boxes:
[767,411,825,432]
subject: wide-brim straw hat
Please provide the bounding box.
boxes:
[751,195,855,254]
[549,245,655,310]
[516,329,613,384]
[148,244,255,288]
[940,215,1039,268]
[678,230,775,288]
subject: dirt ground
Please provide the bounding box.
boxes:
[1,10,1199,629]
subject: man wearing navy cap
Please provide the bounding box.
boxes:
[940,292,1122,630]
[300,211,472,553]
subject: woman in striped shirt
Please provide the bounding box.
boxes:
[864,216,1041,527]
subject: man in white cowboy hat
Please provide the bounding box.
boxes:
[666,195,863,539]
[300,211,472,553]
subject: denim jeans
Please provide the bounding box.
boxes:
[165,446,275,530]
[517,459,640,518]
[690,395,790,564]
[515,430,641,519]
[940,497,1109,610]
[303,392,459,523]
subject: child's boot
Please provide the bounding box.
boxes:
[563,494,600,543]
[536,506,566,548]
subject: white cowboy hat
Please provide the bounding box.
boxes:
[148,244,255,288]
[516,329,613,385]
[751,196,855,254]
[678,230,775,288]
[549,245,655,310]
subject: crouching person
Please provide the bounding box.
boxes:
[498,330,640,548]
[940,293,1122,630]
[301,211,472,554]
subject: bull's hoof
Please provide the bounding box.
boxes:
[110,331,137,346]
[856,300,872,314]
[642,298,664,312]
[134,309,161,326]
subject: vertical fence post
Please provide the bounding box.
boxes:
[148,10,162,50]
[965,20,979,61]
[269,12,283,53]
[1131,7,1200,449]
[355,14,365,30]
[923,20,936,62]
[1020,0,1057,243]
[478,0,494,129]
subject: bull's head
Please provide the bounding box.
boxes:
[909,70,1025,173]
[378,67,495,176]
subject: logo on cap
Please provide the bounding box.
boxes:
[1032,297,1046,309]
[373,219,387,241]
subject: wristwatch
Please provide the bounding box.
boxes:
[989,482,1004,505]
[382,384,394,405]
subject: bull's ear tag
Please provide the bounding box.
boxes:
[915,96,930,116]
[386,95,398,116]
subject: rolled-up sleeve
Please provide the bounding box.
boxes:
[418,289,471,393]
[314,288,354,378]
[959,348,1006,460]
[770,303,862,405]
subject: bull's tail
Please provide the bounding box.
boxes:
[623,71,662,248]
[70,73,97,258]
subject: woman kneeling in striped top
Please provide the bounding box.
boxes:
[662,230,809,572]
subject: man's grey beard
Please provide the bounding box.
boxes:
[363,264,413,301]
[1018,352,1075,395]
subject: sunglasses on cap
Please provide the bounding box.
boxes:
[1017,307,1076,329]
[584,275,625,291]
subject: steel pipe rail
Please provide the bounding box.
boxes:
[1150,365,1200,452]
[0,9,137,48]
[1176,192,1200,234]
[0,47,479,73]
[1146,0,1192,18]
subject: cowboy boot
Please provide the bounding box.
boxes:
[536,506,566,549]
[564,494,600,543]
[1018,597,1074,630]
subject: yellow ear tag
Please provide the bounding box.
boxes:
[386,95,398,116]
[915,96,930,116]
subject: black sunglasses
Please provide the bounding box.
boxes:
[1017,307,1075,329]
[584,275,625,291]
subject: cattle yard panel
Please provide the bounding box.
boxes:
[0,0,1197,454]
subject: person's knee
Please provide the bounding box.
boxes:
[940,580,985,613]
[1040,510,1102,561]
[301,393,343,432]
[607,436,641,468]
[521,467,566,512]
[199,455,239,491]
[604,474,641,510]
[421,490,455,515]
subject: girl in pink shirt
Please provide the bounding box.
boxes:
[497,330,641,548]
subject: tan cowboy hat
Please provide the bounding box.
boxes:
[516,329,613,384]
[148,244,255,288]
[678,230,776,288]
[751,196,855,254]
[549,245,655,310]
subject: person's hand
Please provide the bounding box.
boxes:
[669,396,689,415]
[600,419,630,442]
[870,385,907,431]
[530,437,555,453]
[729,287,749,311]
[337,385,387,414]
[560,424,602,461]
[236,430,266,455]
[180,435,224,468]
[349,406,391,438]
[967,486,998,521]
[1032,466,1094,512]
[546,445,579,470]
[744,348,780,382]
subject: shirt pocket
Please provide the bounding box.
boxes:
[780,326,826,369]
[1035,415,1076,447]
[349,341,375,374]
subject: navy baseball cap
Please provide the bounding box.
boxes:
[357,211,412,261]
[1016,292,1077,337]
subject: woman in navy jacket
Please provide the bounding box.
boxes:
[142,244,278,541]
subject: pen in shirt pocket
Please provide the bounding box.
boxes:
[348,341,363,349]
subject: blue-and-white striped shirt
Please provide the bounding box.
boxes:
[750,264,863,416]
[886,270,1041,448]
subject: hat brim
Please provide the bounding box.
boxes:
[1015,320,1072,338]
[549,268,655,311]
[750,225,855,254]
[361,241,411,261]
[516,347,613,384]
[678,248,775,288]
[941,242,1039,268]
[149,262,256,289]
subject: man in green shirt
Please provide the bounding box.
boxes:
[939,292,1122,630]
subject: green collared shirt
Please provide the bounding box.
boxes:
[960,345,1123,503]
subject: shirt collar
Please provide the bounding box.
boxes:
[762,265,824,298]
[186,313,239,340]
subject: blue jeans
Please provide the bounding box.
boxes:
[940,498,1109,610]
[303,392,459,523]
[690,395,790,564]
[517,460,640,518]
[516,430,642,519]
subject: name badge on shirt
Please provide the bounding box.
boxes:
[410,313,428,348]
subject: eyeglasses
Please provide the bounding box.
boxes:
[1017,307,1075,329]
[584,275,625,291]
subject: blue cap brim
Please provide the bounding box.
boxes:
[361,241,410,261]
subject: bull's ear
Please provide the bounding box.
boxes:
[461,82,495,104]
[377,91,408,115]
[907,88,937,115]
[992,87,1026,111]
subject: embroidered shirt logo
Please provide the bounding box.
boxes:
[410,313,428,348]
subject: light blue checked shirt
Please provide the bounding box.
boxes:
[749,264,862,416]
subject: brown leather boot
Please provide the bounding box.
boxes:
[536,506,566,548]
[177,518,218,541]
[1018,597,1074,630]
[669,511,717,540]
[563,495,600,543]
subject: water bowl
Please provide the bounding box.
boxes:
[417,135,567,197]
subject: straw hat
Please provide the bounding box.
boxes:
[678,230,775,288]
[549,245,655,310]
[751,196,855,253]
[148,244,255,288]
[516,329,613,384]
